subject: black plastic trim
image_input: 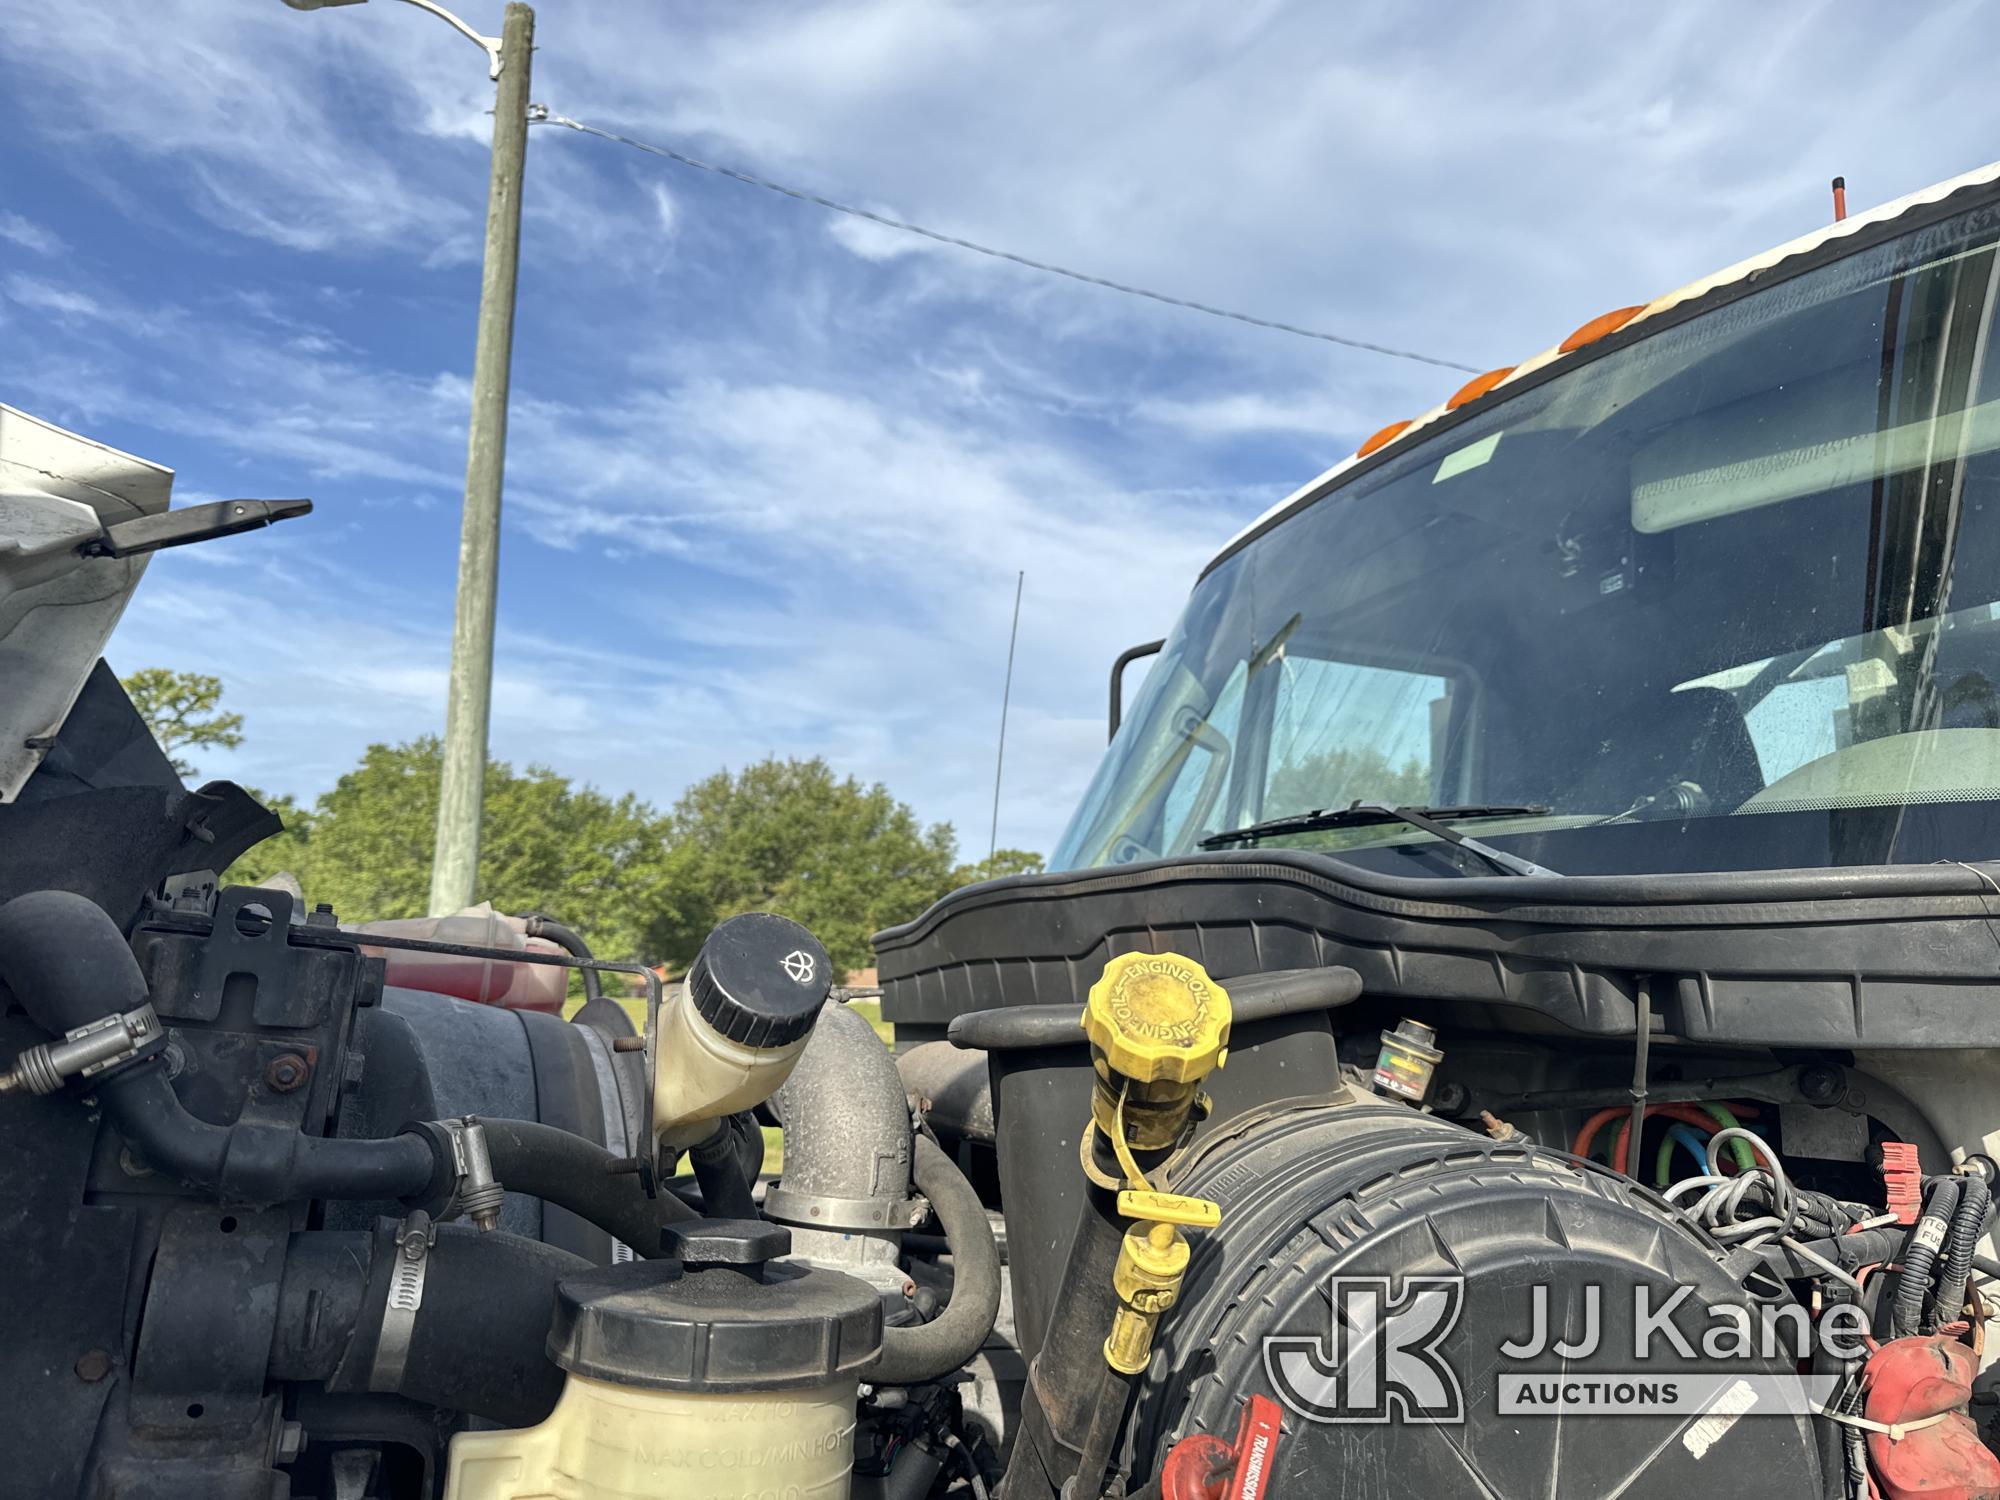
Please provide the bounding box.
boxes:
[874,852,2000,1048]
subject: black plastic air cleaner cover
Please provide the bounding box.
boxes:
[1130,1101,1823,1498]
[686,911,832,1048]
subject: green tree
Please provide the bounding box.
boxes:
[647,757,963,973]
[1262,745,1431,820]
[225,742,1041,976]
[120,668,243,778]
[949,848,1046,886]
[234,788,315,879]
[226,738,671,963]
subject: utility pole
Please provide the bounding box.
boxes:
[428,0,534,914]
[987,570,1024,872]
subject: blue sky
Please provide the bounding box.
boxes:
[7,1,1999,858]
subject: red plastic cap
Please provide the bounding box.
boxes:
[1157,1394,1284,1500]
[1880,1141,1922,1225]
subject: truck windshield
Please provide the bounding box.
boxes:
[1052,198,2000,877]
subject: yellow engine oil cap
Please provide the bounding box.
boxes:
[1083,951,1232,1084]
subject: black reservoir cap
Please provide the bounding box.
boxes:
[686,912,832,1048]
[549,1219,882,1392]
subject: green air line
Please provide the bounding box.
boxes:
[1698,1102,1758,1172]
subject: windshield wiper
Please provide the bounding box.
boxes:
[1199,802,1561,876]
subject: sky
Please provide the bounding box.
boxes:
[6,1,2000,860]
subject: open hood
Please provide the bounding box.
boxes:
[0,404,172,801]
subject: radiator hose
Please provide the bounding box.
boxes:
[870,1134,1002,1385]
[271,1223,591,1427]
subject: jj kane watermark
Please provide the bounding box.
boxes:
[1263,1277,1857,1425]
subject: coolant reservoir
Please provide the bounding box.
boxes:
[352,904,568,1012]
[653,913,832,1152]
[444,1220,882,1500]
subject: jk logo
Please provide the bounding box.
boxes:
[1263,1276,1466,1424]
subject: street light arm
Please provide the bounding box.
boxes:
[395,0,504,79]
[281,0,505,79]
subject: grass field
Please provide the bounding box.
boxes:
[564,994,893,1175]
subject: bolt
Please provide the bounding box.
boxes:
[117,1146,154,1180]
[611,1036,645,1053]
[1799,1064,1845,1106]
[74,1349,113,1383]
[1432,1081,1470,1115]
[264,1054,309,1093]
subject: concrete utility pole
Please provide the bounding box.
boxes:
[429,0,534,914]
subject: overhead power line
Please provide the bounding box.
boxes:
[529,106,1481,373]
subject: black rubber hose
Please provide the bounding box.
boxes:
[270,1225,591,1428]
[526,913,601,1001]
[870,1135,1001,1384]
[395,1224,590,1425]
[1892,1176,1960,1338]
[476,1116,695,1256]
[689,1113,761,1221]
[1761,1225,1910,1280]
[0,890,435,1205]
[106,1065,435,1202]
[948,964,1362,1051]
[1933,1173,1992,1323]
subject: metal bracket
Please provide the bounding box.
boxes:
[369,1210,437,1391]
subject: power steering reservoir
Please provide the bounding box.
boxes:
[444,1220,882,1500]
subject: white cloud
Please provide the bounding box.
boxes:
[1135,390,1370,440]
[647,182,678,238]
[826,213,931,263]
[0,213,63,255]
[3,276,107,321]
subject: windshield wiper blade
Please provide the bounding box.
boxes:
[1199,801,1561,876]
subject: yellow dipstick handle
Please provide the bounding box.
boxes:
[1117,1189,1221,1228]
[1104,1220,1191,1375]
[1101,1190,1222,1373]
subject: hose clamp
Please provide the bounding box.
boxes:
[432,1116,504,1231]
[369,1209,437,1391]
[0,1002,164,1096]
[764,1183,929,1232]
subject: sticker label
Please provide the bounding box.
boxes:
[1682,1378,1760,1459]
